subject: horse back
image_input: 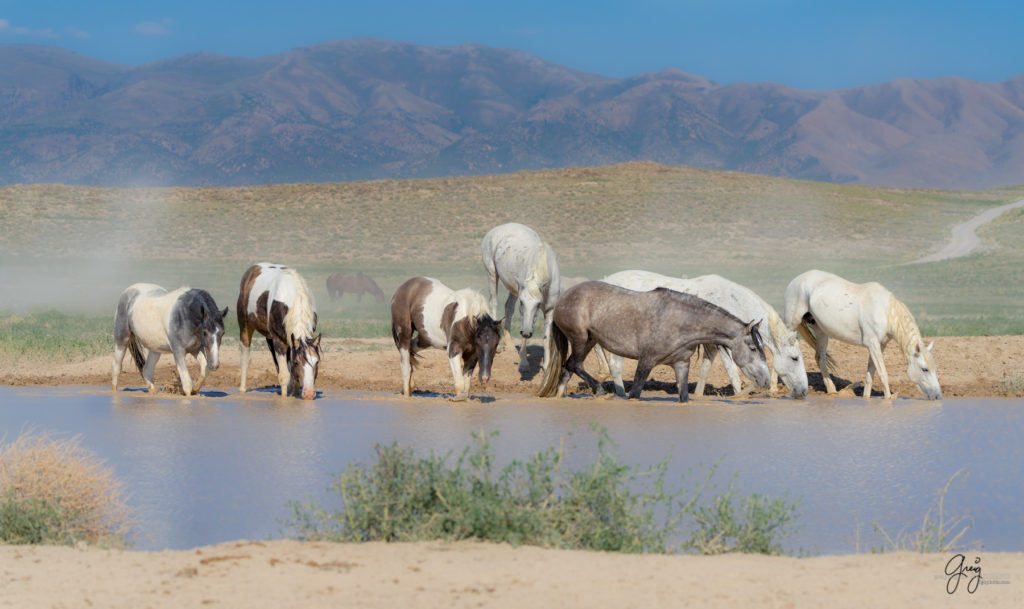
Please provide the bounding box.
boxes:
[391,277,452,350]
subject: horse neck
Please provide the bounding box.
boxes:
[765,308,790,355]
[282,274,316,340]
[887,297,923,358]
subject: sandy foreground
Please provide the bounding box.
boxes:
[5,334,1024,398]
[0,540,1020,608]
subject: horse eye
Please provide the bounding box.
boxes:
[791,356,799,362]
[922,367,929,373]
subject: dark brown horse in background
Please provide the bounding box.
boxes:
[326,272,385,303]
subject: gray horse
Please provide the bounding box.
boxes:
[537,281,770,401]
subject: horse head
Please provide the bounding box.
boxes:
[774,330,809,399]
[199,303,229,371]
[730,319,771,390]
[473,315,503,384]
[289,333,322,400]
[517,282,545,338]
[906,339,941,400]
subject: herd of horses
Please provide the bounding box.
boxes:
[111,222,942,402]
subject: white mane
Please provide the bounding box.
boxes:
[450,288,492,321]
[280,268,317,340]
[887,296,933,363]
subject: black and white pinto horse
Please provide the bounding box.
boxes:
[112,284,228,396]
[481,222,560,374]
[237,263,322,400]
[538,281,770,402]
[390,277,502,401]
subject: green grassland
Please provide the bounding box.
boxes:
[2,162,1023,362]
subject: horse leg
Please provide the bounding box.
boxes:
[447,350,468,401]
[817,333,837,394]
[672,356,694,403]
[717,346,748,396]
[143,352,161,393]
[399,346,413,396]
[194,350,208,393]
[608,352,626,397]
[271,340,290,397]
[562,337,604,396]
[694,345,715,396]
[864,354,876,397]
[865,339,892,399]
[171,347,193,396]
[112,333,128,393]
[238,323,254,393]
[502,293,517,353]
[592,345,611,381]
[517,332,531,374]
[627,358,655,400]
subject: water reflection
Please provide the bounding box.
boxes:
[0,386,1020,554]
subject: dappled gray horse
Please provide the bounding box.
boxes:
[112,284,228,396]
[538,281,770,402]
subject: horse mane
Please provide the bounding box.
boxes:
[766,308,793,349]
[282,269,317,340]
[524,244,551,300]
[887,296,931,362]
[450,288,492,326]
[653,287,738,322]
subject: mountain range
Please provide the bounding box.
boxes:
[2,38,1024,189]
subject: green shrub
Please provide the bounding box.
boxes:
[287,427,801,555]
[0,492,81,545]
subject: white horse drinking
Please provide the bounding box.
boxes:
[481,223,561,374]
[782,269,941,400]
[600,271,808,398]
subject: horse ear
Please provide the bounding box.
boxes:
[927,341,934,352]
[221,306,229,319]
[746,319,761,333]
[312,334,322,348]
[291,333,299,351]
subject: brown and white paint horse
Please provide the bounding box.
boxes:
[237,263,322,400]
[390,277,502,401]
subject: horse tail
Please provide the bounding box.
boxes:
[128,331,147,373]
[797,319,837,375]
[537,323,568,397]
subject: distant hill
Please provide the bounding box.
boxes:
[2,39,1023,188]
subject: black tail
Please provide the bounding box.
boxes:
[537,323,568,397]
[128,332,146,372]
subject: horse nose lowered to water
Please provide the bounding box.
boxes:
[237,262,322,400]
[538,281,770,402]
[390,276,502,402]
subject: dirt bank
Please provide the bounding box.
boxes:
[4,335,1023,399]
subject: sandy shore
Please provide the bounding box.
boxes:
[1,539,1020,608]
[5,335,1024,399]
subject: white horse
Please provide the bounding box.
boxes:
[599,271,808,398]
[782,269,941,400]
[481,223,561,374]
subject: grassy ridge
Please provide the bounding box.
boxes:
[2,163,1023,362]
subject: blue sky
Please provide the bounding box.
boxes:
[1,0,1021,90]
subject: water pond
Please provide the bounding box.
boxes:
[1,386,1021,554]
